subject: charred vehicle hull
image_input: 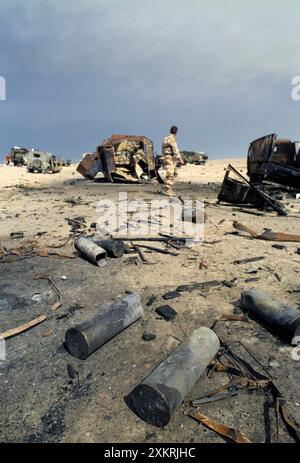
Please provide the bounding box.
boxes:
[247,134,300,190]
[77,135,156,182]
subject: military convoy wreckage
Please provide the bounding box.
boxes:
[218,134,300,214]
[76,134,209,183]
[77,134,157,182]
[247,134,300,189]
[8,146,71,173]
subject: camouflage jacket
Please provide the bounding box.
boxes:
[162,134,181,158]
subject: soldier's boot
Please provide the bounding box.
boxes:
[162,188,174,197]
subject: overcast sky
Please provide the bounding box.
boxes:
[0,0,299,160]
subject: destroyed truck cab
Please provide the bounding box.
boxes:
[247,134,300,190]
[77,135,156,182]
[25,150,62,173]
[10,146,29,166]
[181,151,208,165]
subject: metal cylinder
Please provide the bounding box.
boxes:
[241,288,300,344]
[75,237,107,266]
[65,293,144,359]
[125,327,220,428]
[93,239,125,258]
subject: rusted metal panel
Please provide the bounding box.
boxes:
[76,152,101,179]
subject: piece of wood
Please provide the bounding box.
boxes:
[52,301,62,311]
[233,221,300,242]
[0,314,48,339]
[132,244,147,262]
[188,409,251,443]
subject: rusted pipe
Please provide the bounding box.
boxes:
[65,293,144,359]
[75,237,106,266]
[93,239,125,258]
[125,327,220,427]
[241,288,300,344]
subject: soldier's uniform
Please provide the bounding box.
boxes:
[162,133,181,195]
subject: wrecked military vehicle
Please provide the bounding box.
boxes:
[77,135,156,182]
[217,164,287,216]
[10,146,29,166]
[181,151,208,165]
[25,150,62,173]
[247,134,300,190]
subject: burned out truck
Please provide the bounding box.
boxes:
[25,150,62,173]
[181,151,208,165]
[247,134,300,189]
[10,146,29,166]
[77,135,156,182]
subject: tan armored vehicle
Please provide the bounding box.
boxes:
[25,150,62,173]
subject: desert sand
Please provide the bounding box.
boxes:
[0,159,299,443]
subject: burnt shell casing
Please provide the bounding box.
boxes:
[75,237,107,266]
[93,239,125,258]
[125,327,220,428]
[241,288,300,343]
[65,293,144,359]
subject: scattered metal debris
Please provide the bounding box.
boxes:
[93,239,125,258]
[241,288,300,344]
[187,409,251,443]
[162,291,181,300]
[247,133,300,190]
[10,232,24,240]
[142,333,156,342]
[155,305,177,321]
[218,164,287,216]
[234,256,265,265]
[125,327,220,427]
[65,293,144,359]
[74,237,107,266]
[33,274,62,311]
[177,280,222,293]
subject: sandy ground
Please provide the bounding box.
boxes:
[0,159,299,443]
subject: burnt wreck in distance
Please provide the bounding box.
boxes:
[77,134,157,182]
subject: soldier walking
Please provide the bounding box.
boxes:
[161,126,183,196]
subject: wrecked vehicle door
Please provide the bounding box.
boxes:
[77,135,156,182]
[247,134,300,189]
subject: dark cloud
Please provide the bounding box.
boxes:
[0,0,299,160]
